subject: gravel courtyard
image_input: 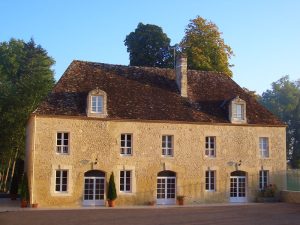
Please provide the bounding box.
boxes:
[0,203,300,225]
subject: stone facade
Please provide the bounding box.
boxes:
[26,115,286,207]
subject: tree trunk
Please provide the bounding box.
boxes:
[3,155,12,192]
[10,149,19,185]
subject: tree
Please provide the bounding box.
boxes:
[107,172,117,201]
[259,76,300,168]
[180,16,234,76]
[0,38,55,191]
[124,23,173,68]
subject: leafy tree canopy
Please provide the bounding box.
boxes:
[0,38,55,159]
[180,16,234,76]
[124,23,173,68]
[260,76,300,167]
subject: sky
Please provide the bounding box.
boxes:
[1,0,300,94]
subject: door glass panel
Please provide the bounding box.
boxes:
[157,177,176,200]
[84,177,105,201]
[230,176,246,199]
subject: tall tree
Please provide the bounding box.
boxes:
[0,38,55,190]
[124,23,173,68]
[180,16,234,76]
[260,76,300,168]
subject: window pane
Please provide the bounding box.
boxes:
[127,135,131,141]
[62,171,68,177]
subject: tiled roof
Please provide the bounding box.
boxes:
[34,60,284,125]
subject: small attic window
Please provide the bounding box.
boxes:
[229,96,247,124]
[234,104,244,120]
[91,96,103,113]
[86,88,107,118]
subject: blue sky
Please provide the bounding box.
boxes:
[1,0,299,94]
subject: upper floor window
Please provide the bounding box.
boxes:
[86,88,107,118]
[234,104,244,120]
[205,170,216,191]
[120,134,132,155]
[259,170,269,190]
[56,132,69,154]
[229,96,247,124]
[162,135,173,156]
[120,170,132,192]
[259,137,269,158]
[55,170,68,192]
[205,136,216,157]
[91,96,103,113]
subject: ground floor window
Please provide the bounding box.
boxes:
[205,170,216,191]
[120,170,131,192]
[55,170,68,192]
[259,170,269,190]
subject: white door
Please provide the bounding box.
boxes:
[230,176,247,203]
[83,177,105,206]
[157,177,176,205]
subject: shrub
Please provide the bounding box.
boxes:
[21,173,30,201]
[260,184,277,197]
[107,172,117,201]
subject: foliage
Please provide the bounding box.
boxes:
[259,76,300,167]
[9,159,24,195]
[124,23,173,68]
[176,195,185,200]
[107,172,117,201]
[0,38,55,160]
[259,184,277,198]
[180,16,234,76]
[9,174,19,196]
[21,173,29,201]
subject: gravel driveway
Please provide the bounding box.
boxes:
[0,203,299,225]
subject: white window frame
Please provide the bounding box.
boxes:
[234,104,244,120]
[91,95,103,113]
[120,134,132,155]
[259,137,269,158]
[162,135,173,156]
[55,170,68,193]
[56,132,69,154]
[205,170,216,191]
[259,170,269,190]
[120,170,132,193]
[205,136,216,157]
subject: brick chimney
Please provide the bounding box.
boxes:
[176,56,188,97]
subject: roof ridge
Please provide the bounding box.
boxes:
[72,60,230,76]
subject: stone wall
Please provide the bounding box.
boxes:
[27,116,286,207]
[280,191,300,203]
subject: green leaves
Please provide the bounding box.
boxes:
[0,38,55,159]
[180,16,234,76]
[124,23,173,68]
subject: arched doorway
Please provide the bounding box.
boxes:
[83,170,106,206]
[230,170,247,203]
[157,170,176,205]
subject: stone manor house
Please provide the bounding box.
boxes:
[25,57,286,207]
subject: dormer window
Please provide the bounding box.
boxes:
[91,96,103,113]
[229,96,247,124]
[234,104,244,120]
[86,88,107,118]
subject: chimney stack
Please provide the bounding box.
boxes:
[176,56,188,97]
